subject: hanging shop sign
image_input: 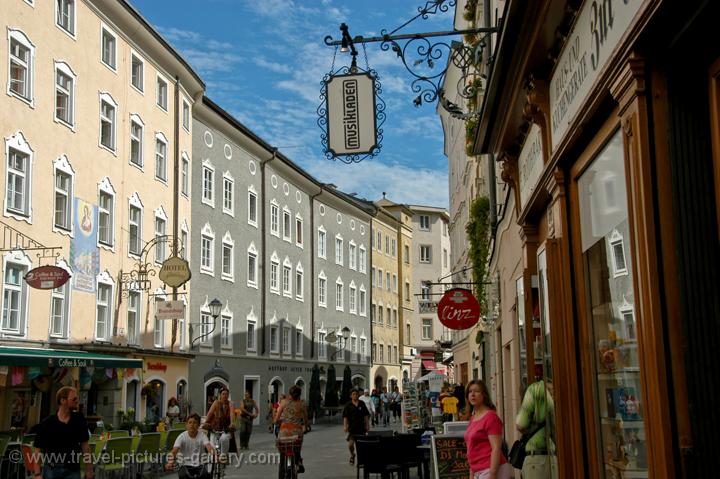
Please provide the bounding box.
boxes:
[159,255,191,288]
[518,123,544,211]
[325,72,377,155]
[155,300,186,320]
[24,265,71,290]
[437,288,480,330]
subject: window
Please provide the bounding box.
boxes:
[154,212,166,264]
[318,273,327,307]
[282,260,292,297]
[155,135,168,181]
[391,239,396,257]
[247,318,256,351]
[385,236,389,254]
[379,345,384,363]
[392,309,397,327]
[443,221,448,236]
[100,25,116,70]
[420,245,432,263]
[95,280,113,340]
[335,280,344,311]
[8,31,34,102]
[359,246,366,273]
[153,297,164,347]
[200,311,211,344]
[394,346,398,363]
[130,53,144,92]
[270,255,279,293]
[443,248,448,268]
[156,75,168,110]
[318,227,326,258]
[377,269,383,289]
[422,318,432,340]
[295,266,304,300]
[221,314,232,348]
[282,208,291,241]
[351,337,357,356]
[387,307,392,327]
[55,63,74,126]
[247,188,257,226]
[386,272,391,291]
[349,283,357,313]
[295,329,303,356]
[421,281,431,300]
[406,323,411,343]
[129,118,143,167]
[270,202,279,236]
[5,136,32,219]
[609,230,628,276]
[182,99,190,131]
[221,234,234,280]
[335,236,343,265]
[359,287,366,316]
[180,228,188,259]
[53,169,72,231]
[405,281,410,301]
[349,242,357,270]
[127,291,140,345]
[98,185,114,247]
[372,343,376,362]
[56,0,75,35]
[376,231,381,251]
[181,153,189,196]
[200,225,214,274]
[247,243,258,287]
[318,332,327,358]
[419,215,430,230]
[202,161,214,205]
[393,275,398,293]
[360,338,366,360]
[270,326,279,353]
[222,174,234,215]
[295,216,303,247]
[99,96,116,151]
[404,244,410,264]
[2,259,28,335]
[282,327,291,354]
[371,267,375,287]
[128,204,142,256]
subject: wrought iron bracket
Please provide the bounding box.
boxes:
[1,220,61,263]
[323,0,500,119]
[119,235,182,298]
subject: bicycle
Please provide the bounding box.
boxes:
[276,435,301,479]
[207,429,232,479]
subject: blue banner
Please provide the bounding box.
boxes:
[70,198,99,292]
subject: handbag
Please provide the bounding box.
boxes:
[507,423,543,469]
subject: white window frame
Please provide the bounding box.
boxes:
[100,23,117,71]
[178,296,187,350]
[7,30,35,105]
[391,239,396,257]
[127,193,143,257]
[282,326,291,354]
[154,206,168,265]
[153,289,166,348]
[156,73,168,111]
[419,215,430,231]
[247,186,258,227]
[318,271,327,307]
[95,271,114,341]
[180,221,189,260]
[376,231,381,251]
[359,245,366,273]
[295,325,304,357]
[318,330,327,359]
[359,285,367,317]
[55,0,76,37]
[282,206,291,242]
[130,51,144,93]
[126,289,140,345]
[360,337,367,362]
[282,257,292,297]
[222,172,234,216]
[335,234,343,266]
[48,260,72,340]
[200,223,215,275]
[295,263,304,301]
[393,274,398,293]
[295,214,303,248]
[182,98,190,132]
[269,252,280,294]
[377,269,383,289]
[54,61,75,128]
[201,159,215,207]
[129,114,144,168]
[422,318,432,340]
[349,241,357,270]
[270,200,279,236]
[371,267,375,287]
[349,281,357,314]
[1,250,32,336]
[221,232,234,282]
[269,324,279,354]
[335,277,344,311]
[247,242,258,288]
[52,155,74,235]
[181,152,189,196]
[154,132,168,182]
[420,245,432,263]
[221,309,233,349]
[317,226,326,259]
[98,92,117,153]
[246,310,257,353]
[608,229,629,277]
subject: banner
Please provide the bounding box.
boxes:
[70,198,99,292]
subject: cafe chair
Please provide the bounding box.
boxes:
[355,437,404,479]
[96,437,133,479]
[394,433,424,479]
[133,432,161,479]
[171,422,186,430]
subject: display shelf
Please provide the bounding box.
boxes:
[597,367,640,381]
[601,417,645,429]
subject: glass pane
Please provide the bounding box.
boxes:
[578,131,647,478]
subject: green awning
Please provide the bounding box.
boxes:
[0,347,143,368]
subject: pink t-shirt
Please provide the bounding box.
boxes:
[464,410,507,472]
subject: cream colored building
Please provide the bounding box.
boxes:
[0,0,204,428]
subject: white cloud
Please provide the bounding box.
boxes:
[254,57,292,74]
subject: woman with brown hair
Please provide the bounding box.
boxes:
[463,380,511,479]
[276,385,309,473]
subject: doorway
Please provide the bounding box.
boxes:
[244,376,260,426]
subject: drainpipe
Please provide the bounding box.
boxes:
[309,185,324,359]
[171,75,180,350]
[260,148,278,355]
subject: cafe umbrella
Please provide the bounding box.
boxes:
[309,364,322,423]
[340,364,353,404]
[323,364,338,407]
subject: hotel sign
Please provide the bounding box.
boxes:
[325,72,378,156]
[550,0,644,151]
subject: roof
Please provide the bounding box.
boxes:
[0,346,143,368]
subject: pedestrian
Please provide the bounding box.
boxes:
[464,380,512,479]
[202,387,235,458]
[441,389,459,422]
[370,389,381,426]
[515,379,549,479]
[266,399,274,433]
[272,394,286,437]
[379,387,391,426]
[166,413,214,479]
[166,397,180,427]
[359,389,375,424]
[32,386,93,479]
[392,386,403,422]
[342,389,370,465]
[275,386,309,474]
[237,391,259,450]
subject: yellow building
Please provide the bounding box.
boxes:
[0,0,204,428]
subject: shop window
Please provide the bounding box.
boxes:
[144,379,165,423]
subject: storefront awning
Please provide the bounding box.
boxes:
[0,347,143,368]
[422,360,437,370]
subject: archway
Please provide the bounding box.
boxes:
[204,379,228,414]
[268,376,284,404]
[144,379,165,422]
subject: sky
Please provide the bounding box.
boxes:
[131,0,455,209]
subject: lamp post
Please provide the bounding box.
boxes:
[329,326,352,361]
[189,298,222,348]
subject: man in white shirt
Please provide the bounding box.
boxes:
[167,413,215,479]
[359,389,375,421]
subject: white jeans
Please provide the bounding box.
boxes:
[210,431,232,455]
[473,463,512,479]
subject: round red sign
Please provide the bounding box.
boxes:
[437,288,481,330]
[24,265,71,290]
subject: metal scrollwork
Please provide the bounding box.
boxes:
[119,235,181,298]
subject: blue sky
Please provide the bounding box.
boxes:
[132,0,454,208]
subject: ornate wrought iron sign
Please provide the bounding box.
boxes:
[325,72,378,156]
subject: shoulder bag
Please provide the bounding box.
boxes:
[507,423,543,469]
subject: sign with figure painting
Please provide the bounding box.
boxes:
[69,198,99,292]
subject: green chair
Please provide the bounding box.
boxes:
[171,421,186,430]
[108,430,129,438]
[21,434,35,445]
[163,429,183,453]
[133,432,161,479]
[96,437,132,479]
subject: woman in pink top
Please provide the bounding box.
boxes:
[463,380,511,479]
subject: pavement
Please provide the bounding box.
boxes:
[168,415,411,479]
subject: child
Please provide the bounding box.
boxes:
[166,413,215,479]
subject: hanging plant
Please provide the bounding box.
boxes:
[466,196,491,313]
[465,116,479,156]
[141,384,152,397]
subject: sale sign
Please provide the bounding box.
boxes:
[437,288,481,330]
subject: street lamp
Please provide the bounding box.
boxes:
[329,326,352,361]
[189,298,222,348]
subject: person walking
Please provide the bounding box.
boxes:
[359,389,375,424]
[202,388,235,458]
[32,386,93,479]
[515,379,548,479]
[237,391,259,450]
[166,397,181,427]
[166,413,215,479]
[275,385,309,474]
[379,387,391,426]
[370,389,381,426]
[464,380,511,479]
[342,389,370,465]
